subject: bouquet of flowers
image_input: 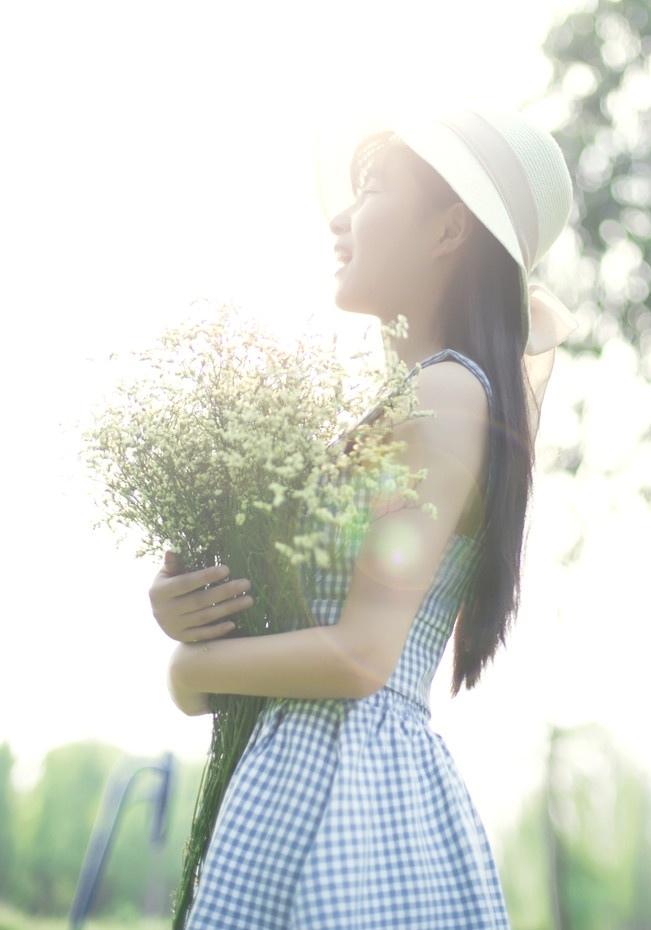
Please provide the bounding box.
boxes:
[80,302,436,928]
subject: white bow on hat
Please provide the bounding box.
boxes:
[526,281,578,356]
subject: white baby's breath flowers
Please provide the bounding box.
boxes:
[81,299,439,623]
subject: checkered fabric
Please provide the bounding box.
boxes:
[185,349,511,929]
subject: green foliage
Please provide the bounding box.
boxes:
[0,898,169,929]
[12,742,123,916]
[498,723,651,930]
[0,745,17,900]
[538,0,651,365]
[499,787,554,930]
[3,740,205,921]
[3,730,651,926]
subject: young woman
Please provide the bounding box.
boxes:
[149,107,577,929]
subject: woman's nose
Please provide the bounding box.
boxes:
[329,207,351,236]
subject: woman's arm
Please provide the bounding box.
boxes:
[167,662,213,716]
[169,362,489,712]
[168,623,377,706]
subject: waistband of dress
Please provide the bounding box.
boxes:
[265,687,431,723]
[371,686,431,723]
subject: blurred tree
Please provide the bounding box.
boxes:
[13,741,122,915]
[534,0,651,368]
[6,740,204,921]
[499,785,554,930]
[500,0,651,590]
[499,723,651,930]
[0,743,17,903]
[99,754,204,920]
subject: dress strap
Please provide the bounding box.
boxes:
[408,349,496,524]
[334,350,497,525]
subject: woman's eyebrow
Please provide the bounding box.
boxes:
[364,164,387,185]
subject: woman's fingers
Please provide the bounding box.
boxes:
[185,592,255,626]
[163,561,231,597]
[149,551,254,643]
[182,596,255,642]
[178,578,252,616]
[150,561,230,611]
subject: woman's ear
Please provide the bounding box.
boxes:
[440,201,478,252]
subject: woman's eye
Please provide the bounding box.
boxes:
[349,187,378,211]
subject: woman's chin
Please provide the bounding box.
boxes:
[333,271,359,311]
[333,269,380,318]
[333,296,376,321]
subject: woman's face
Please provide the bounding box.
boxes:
[329,144,473,340]
[331,148,422,320]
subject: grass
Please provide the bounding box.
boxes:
[0,901,170,930]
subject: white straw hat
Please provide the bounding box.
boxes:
[389,108,577,354]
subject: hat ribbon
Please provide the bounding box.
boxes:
[523,281,577,443]
[525,281,577,356]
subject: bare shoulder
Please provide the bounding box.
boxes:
[334,358,492,697]
[415,358,490,423]
[392,358,490,479]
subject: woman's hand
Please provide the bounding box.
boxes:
[167,644,212,716]
[149,550,255,644]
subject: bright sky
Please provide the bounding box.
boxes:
[2,0,649,849]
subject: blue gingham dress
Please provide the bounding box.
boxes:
[186,349,511,930]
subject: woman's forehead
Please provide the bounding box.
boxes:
[375,143,415,184]
[369,143,405,180]
[356,145,405,189]
[351,133,404,178]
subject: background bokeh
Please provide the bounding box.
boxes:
[1,0,650,926]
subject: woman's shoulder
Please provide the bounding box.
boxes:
[414,351,492,423]
[389,357,488,476]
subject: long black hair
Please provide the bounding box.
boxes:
[349,130,537,697]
